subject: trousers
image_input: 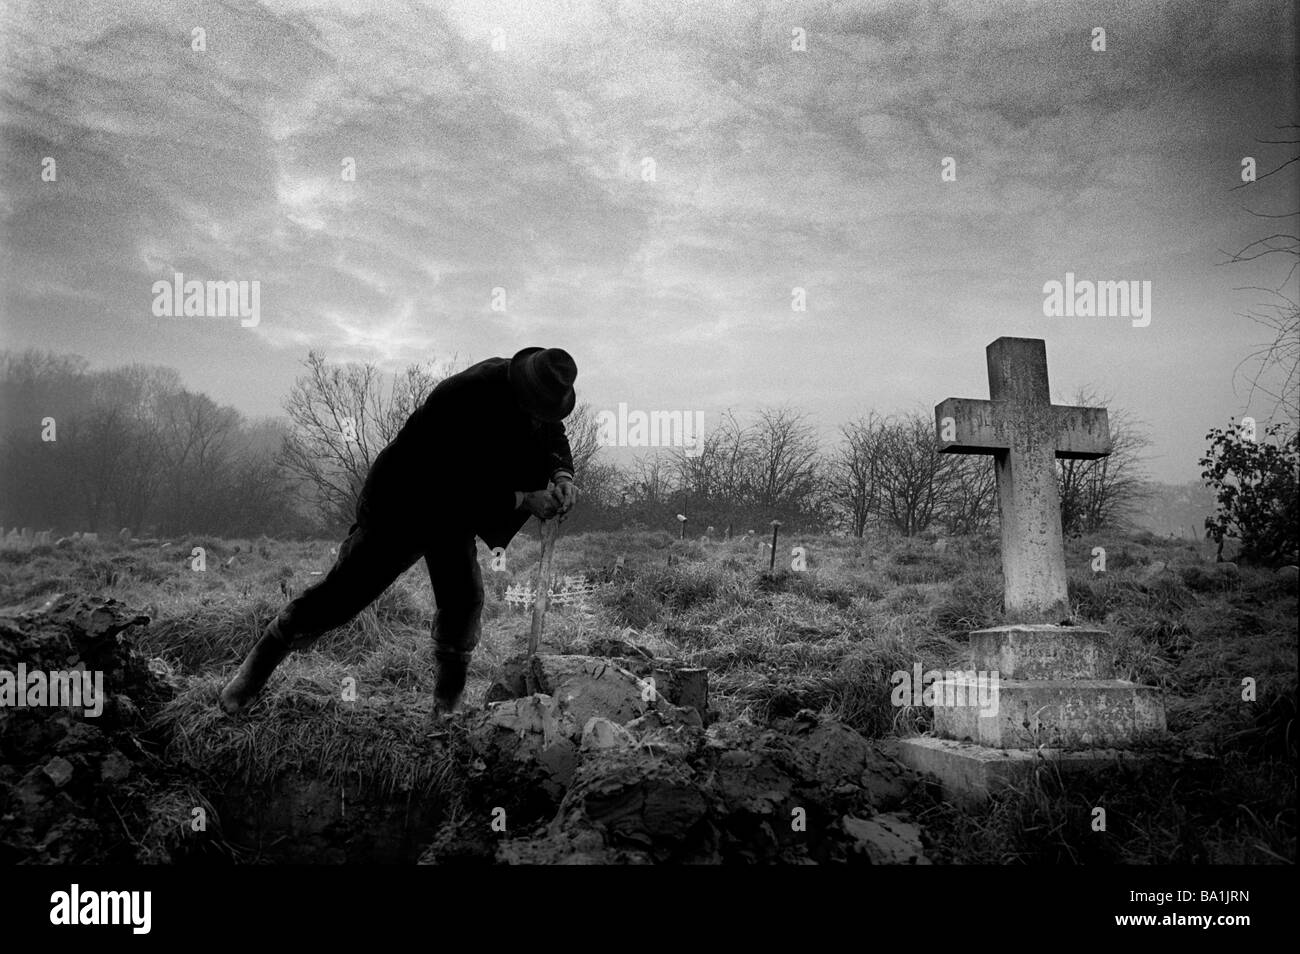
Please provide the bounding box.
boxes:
[271,496,484,664]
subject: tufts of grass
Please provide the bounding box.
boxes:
[138,572,432,673]
[134,783,241,863]
[137,594,285,672]
[826,623,962,738]
[917,750,1295,864]
[882,584,932,614]
[930,570,1003,639]
[154,662,461,802]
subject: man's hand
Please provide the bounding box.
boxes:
[520,489,561,520]
[553,477,578,515]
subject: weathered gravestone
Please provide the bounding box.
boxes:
[899,337,1166,799]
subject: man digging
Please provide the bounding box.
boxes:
[219,347,579,717]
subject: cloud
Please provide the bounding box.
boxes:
[0,0,1295,481]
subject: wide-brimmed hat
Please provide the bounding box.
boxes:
[508,347,577,422]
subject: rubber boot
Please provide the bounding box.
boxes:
[433,655,469,715]
[219,623,292,715]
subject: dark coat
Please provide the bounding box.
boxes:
[360,357,574,549]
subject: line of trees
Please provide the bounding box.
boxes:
[273,355,1150,539]
[0,348,1152,540]
[0,350,304,537]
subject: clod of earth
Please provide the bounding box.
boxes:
[0,595,194,863]
[430,695,937,864]
[843,814,931,864]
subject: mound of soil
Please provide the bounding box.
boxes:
[424,655,937,864]
[0,595,184,863]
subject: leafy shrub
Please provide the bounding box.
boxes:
[1200,421,1299,566]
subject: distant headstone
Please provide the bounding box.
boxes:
[35,530,51,544]
[21,527,33,542]
[1278,565,1299,583]
[119,528,131,540]
[81,532,98,543]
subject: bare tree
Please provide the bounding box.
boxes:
[941,455,997,535]
[666,405,824,527]
[873,412,952,536]
[625,452,675,506]
[561,402,604,482]
[222,421,303,537]
[831,412,994,537]
[830,414,886,537]
[554,401,622,511]
[1223,123,1299,423]
[1057,388,1152,534]
[279,351,454,528]
[749,405,822,512]
[78,365,177,532]
[155,389,240,533]
[672,408,751,503]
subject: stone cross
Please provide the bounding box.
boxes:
[935,337,1111,621]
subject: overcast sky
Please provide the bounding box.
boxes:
[2,0,1296,482]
